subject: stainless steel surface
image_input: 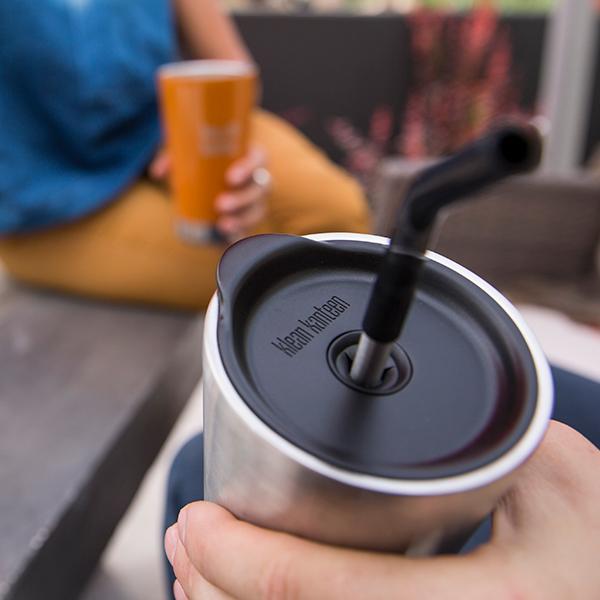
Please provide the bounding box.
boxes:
[203,232,554,554]
[349,334,394,388]
[204,342,510,553]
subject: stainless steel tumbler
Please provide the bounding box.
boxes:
[202,232,553,555]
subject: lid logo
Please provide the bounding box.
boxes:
[271,296,351,358]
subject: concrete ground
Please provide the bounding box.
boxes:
[83,382,204,600]
[82,303,600,600]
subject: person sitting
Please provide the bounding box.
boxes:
[0,0,370,310]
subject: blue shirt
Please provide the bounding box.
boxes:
[0,0,176,234]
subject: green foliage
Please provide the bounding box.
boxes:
[421,0,554,12]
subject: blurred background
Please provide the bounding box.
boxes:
[85,1,600,596]
[226,0,599,185]
[2,0,599,599]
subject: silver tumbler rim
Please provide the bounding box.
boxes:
[204,232,553,496]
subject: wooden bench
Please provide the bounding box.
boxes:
[0,284,203,600]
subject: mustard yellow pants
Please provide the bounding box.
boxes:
[0,111,371,310]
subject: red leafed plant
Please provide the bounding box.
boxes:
[399,0,528,158]
[327,105,394,188]
[328,0,529,187]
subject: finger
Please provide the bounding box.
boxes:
[226,145,267,187]
[167,524,234,600]
[179,502,512,600]
[191,578,234,600]
[217,200,266,239]
[175,574,234,600]
[173,580,188,600]
[215,183,265,216]
[149,149,171,180]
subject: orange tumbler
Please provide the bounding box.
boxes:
[158,60,257,243]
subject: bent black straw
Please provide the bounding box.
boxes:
[350,124,542,388]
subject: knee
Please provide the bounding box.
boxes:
[269,170,372,236]
[252,109,373,235]
[322,173,373,234]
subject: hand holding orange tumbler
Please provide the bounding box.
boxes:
[158,60,257,243]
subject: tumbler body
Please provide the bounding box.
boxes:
[203,233,553,554]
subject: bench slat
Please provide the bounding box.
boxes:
[0,287,202,600]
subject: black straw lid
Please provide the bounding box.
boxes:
[216,234,538,480]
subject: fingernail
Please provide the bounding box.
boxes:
[177,507,188,546]
[164,525,178,565]
[217,195,234,211]
[217,219,234,234]
[173,580,188,600]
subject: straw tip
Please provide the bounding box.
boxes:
[494,121,543,173]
